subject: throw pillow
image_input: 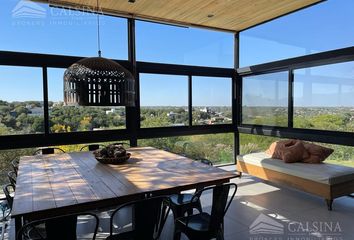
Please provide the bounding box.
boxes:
[302,142,334,163]
[265,139,297,159]
[282,140,309,163]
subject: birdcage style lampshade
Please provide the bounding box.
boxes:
[64,57,135,106]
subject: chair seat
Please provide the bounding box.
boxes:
[169,193,195,205]
[176,212,211,232]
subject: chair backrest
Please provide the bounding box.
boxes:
[33,147,66,155]
[111,142,130,148]
[7,171,17,187]
[18,213,99,240]
[11,159,19,175]
[191,183,237,232]
[3,183,15,209]
[80,144,106,151]
[110,196,170,240]
[198,158,213,166]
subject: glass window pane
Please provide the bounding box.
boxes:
[242,72,288,126]
[310,142,354,168]
[140,73,188,128]
[294,61,354,132]
[48,68,126,133]
[0,2,127,59]
[192,76,232,125]
[136,21,234,67]
[239,133,283,155]
[240,1,354,67]
[138,133,234,165]
[0,66,43,135]
[0,148,34,185]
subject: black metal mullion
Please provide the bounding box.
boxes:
[42,67,49,136]
[234,32,240,161]
[237,46,354,76]
[188,75,193,127]
[127,18,138,147]
[288,69,294,128]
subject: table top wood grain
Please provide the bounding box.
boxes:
[12,147,237,219]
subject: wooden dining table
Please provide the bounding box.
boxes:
[12,146,238,239]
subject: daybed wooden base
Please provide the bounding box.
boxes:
[237,161,354,211]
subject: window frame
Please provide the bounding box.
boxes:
[237,46,354,147]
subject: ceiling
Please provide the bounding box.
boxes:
[33,0,322,32]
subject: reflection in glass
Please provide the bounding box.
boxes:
[242,71,288,126]
[48,68,126,133]
[294,61,354,132]
[136,21,233,68]
[240,1,354,66]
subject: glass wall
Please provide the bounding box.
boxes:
[0,148,34,185]
[239,133,283,155]
[48,68,126,133]
[136,21,234,68]
[240,0,354,67]
[0,1,127,59]
[139,133,234,165]
[294,61,354,132]
[0,66,44,135]
[192,76,232,125]
[242,71,288,126]
[140,73,189,128]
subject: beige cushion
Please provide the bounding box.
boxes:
[237,152,354,185]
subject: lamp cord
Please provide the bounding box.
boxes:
[97,0,101,57]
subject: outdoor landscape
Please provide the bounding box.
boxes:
[0,101,353,184]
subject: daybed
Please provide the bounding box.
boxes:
[237,152,354,210]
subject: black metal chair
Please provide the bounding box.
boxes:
[1,184,14,221]
[11,159,19,175]
[17,212,99,240]
[80,144,106,151]
[111,142,130,148]
[166,158,214,221]
[3,183,15,210]
[7,171,17,188]
[33,147,66,155]
[198,158,213,166]
[106,196,170,240]
[174,183,237,240]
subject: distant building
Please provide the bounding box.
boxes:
[106,109,117,115]
[167,111,177,117]
[200,107,209,113]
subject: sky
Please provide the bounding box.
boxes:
[0,0,353,107]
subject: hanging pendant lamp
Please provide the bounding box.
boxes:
[64,0,135,107]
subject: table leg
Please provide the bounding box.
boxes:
[15,216,22,240]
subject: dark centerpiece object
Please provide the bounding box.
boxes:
[93,144,131,164]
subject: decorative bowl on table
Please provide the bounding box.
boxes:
[93,144,131,164]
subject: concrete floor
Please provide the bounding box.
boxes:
[93,165,354,240]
